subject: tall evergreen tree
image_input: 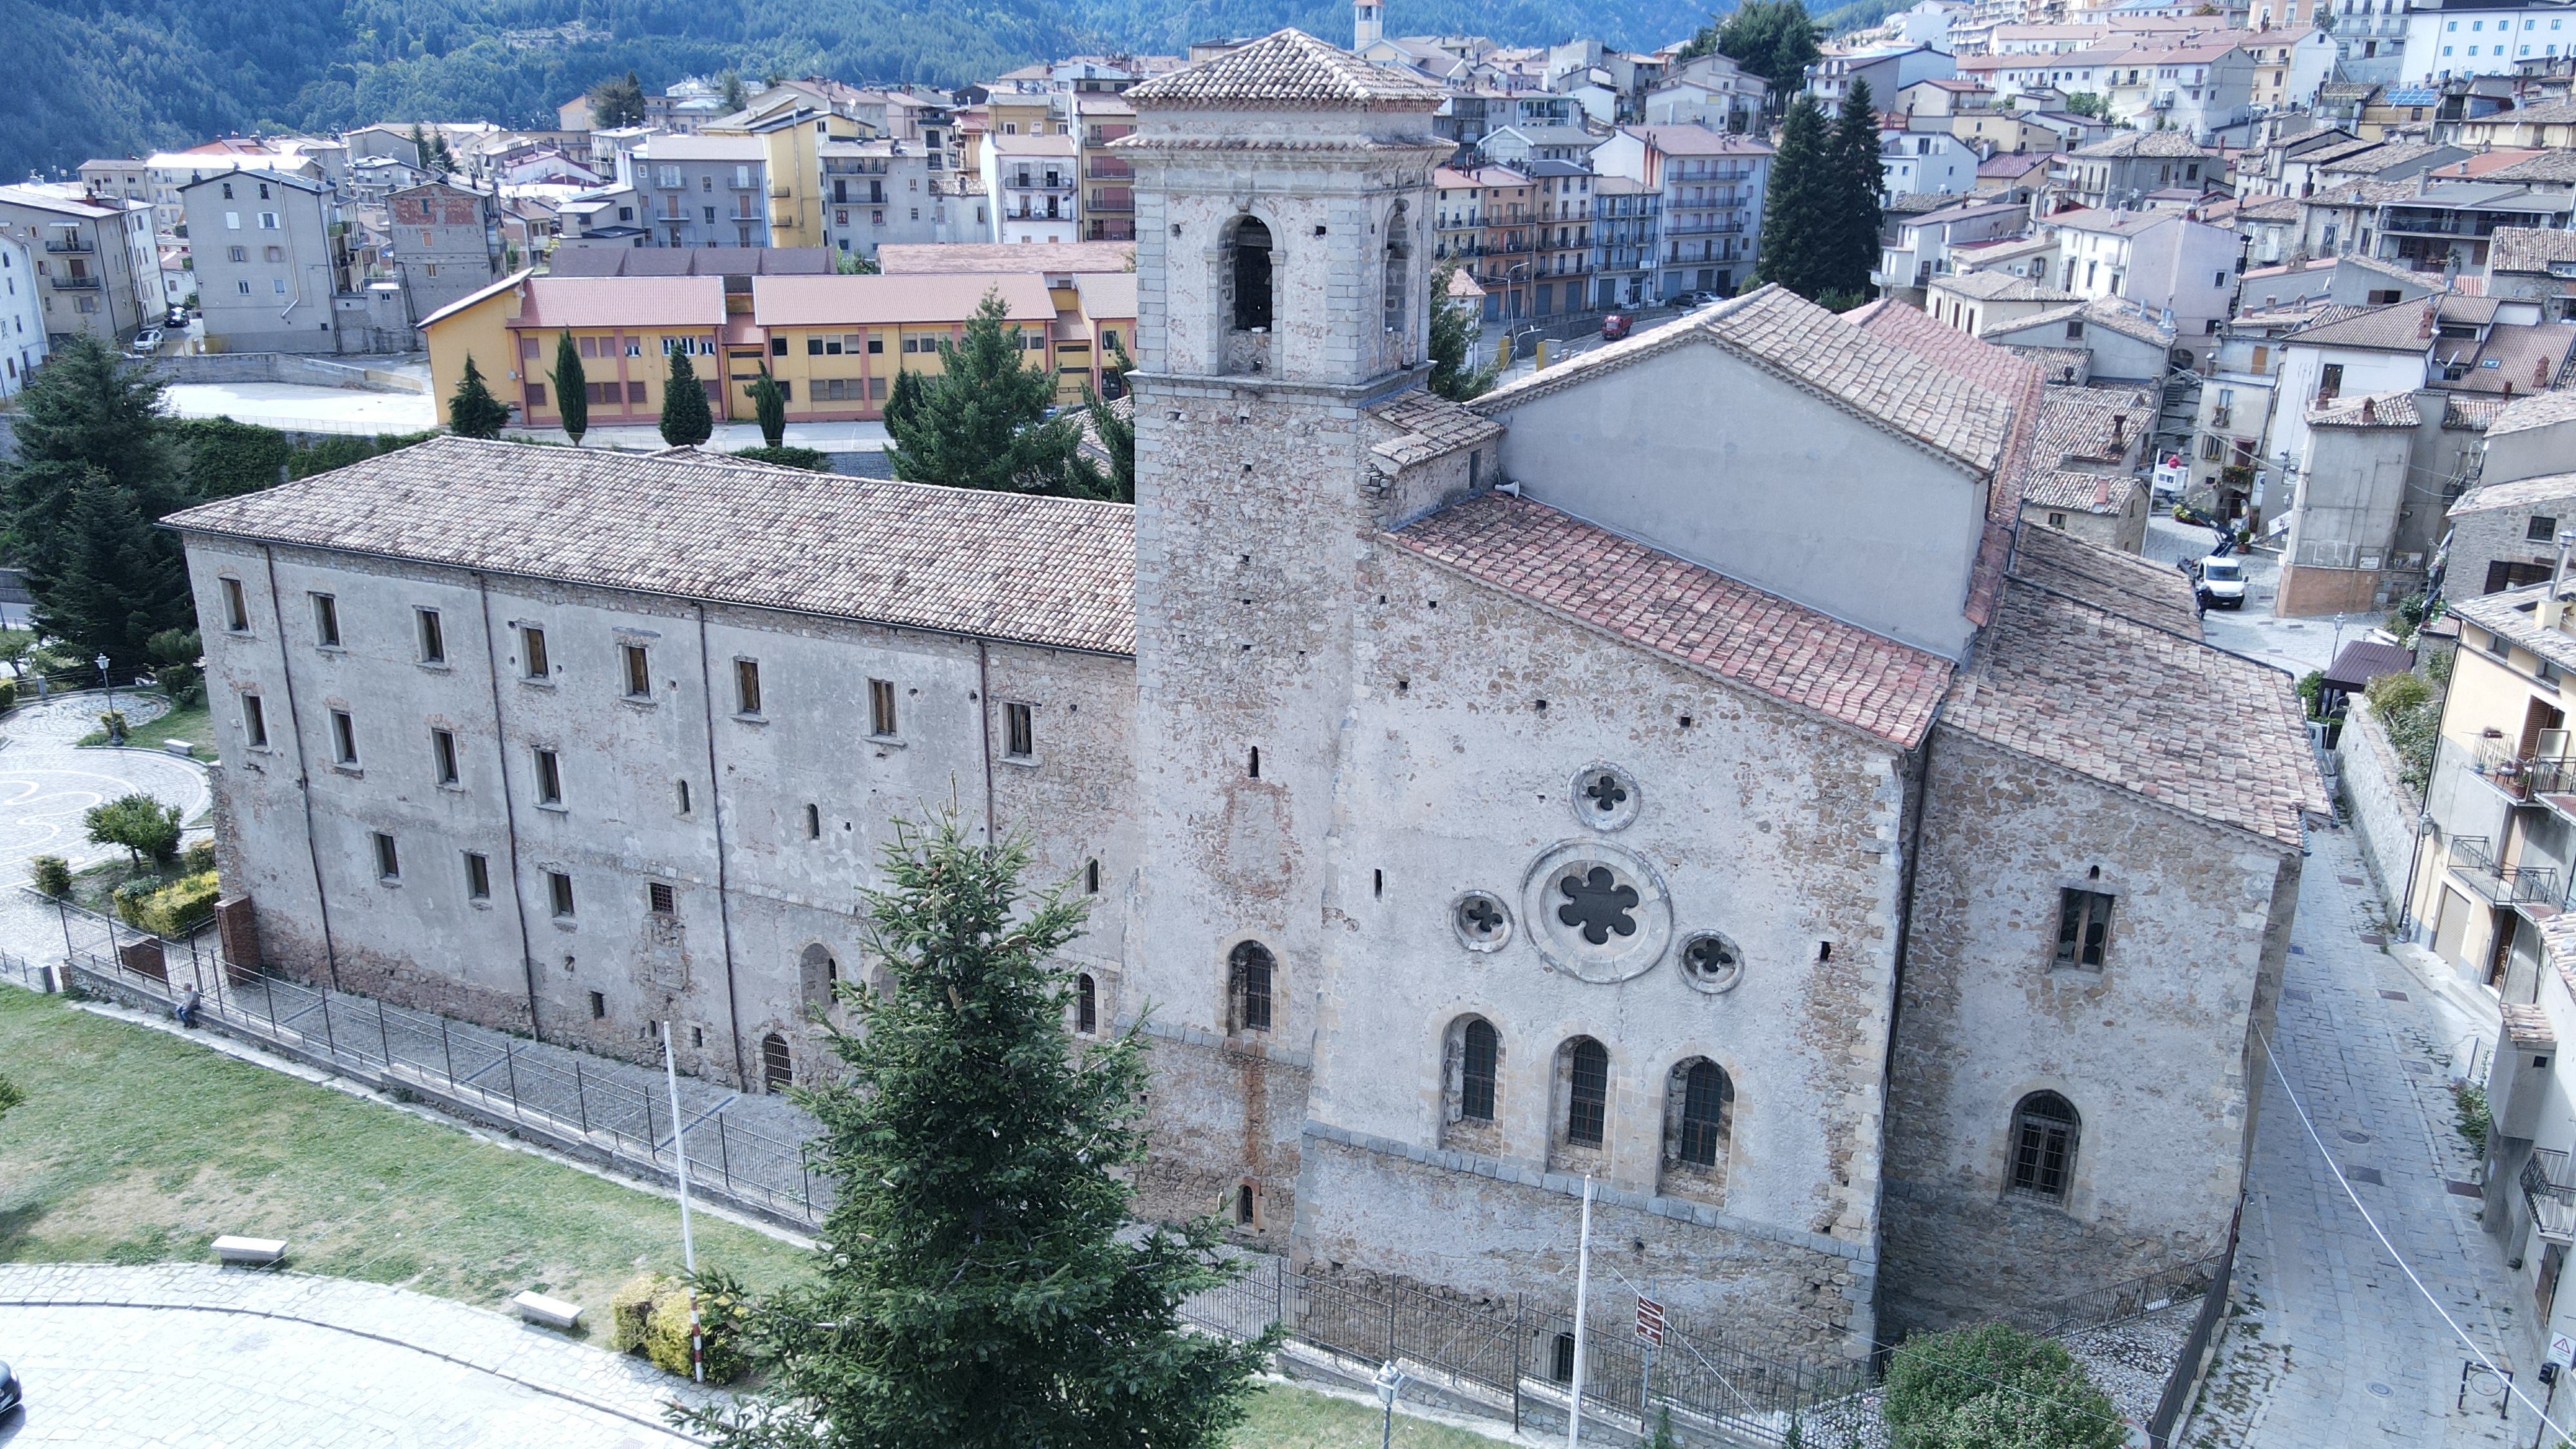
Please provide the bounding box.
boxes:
[11,336,183,502]
[883,366,925,437]
[883,289,1084,496]
[447,354,512,439]
[674,811,1273,1449]
[590,71,647,129]
[719,69,750,113]
[659,348,714,447]
[407,122,434,170]
[1698,0,1823,112]
[748,366,788,449]
[1427,260,1503,402]
[1065,338,1135,503]
[32,473,194,669]
[551,331,589,445]
[1755,95,1832,299]
[1824,78,1887,302]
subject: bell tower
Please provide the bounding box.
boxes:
[1355,0,1385,49]
[1117,32,1449,1234]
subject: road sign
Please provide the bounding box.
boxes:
[1634,1294,1665,1346]
[2552,1332,2575,1369]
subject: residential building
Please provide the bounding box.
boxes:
[0,184,167,343]
[77,159,151,210]
[2246,28,2339,108]
[981,133,1081,243]
[1641,53,1768,135]
[817,140,959,259]
[1590,176,1662,308]
[1076,93,1139,242]
[182,170,405,355]
[1954,106,2108,154]
[699,97,878,251]
[2012,381,2161,550]
[1523,160,1595,318]
[647,77,732,135]
[2451,97,2576,149]
[2054,131,2214,209]
[1806,44,1958,117]
[2488,225,2576,320]
[1876,197,2031,294]
[1980,296,2177,381]
[0,227,48,393]
[2376,182,2576,272]
[2445,391,2576,594]
[2043,207,2242,336]
[623,136,772,249]
[1591,126,1773,299]
[1879,127,1984,199]
[2403,0,2576,84]
[1927,269,2083,335]
[388,181,502,326]
[1481,125,1604,168]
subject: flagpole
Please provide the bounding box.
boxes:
[663,1020,703,1383]
[1567,1173,1595,1449]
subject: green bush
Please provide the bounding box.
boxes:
[1883,1322,2126,1449]
[2295,669,2324,721]
[0,679,14,714]
[616,1271,749,1382]
[85,792,183,865]
[609,1272,672,1354]
[730,445,831,471]
[97,708,129,741]
[183,837,216,875]
[28,855,72,897]
[2365,671,2431,719]
[119,869,220,938]
[2457,1083,2492,1156]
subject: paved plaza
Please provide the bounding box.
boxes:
[0,693,211,959]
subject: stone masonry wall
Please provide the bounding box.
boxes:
[2336,707,2423,923]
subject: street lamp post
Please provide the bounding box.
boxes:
[95,653,113,718]
[1374,1359,1407,1449]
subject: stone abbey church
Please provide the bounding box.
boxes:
[172,32,2324,1359]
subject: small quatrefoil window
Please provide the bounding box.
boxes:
[1570,762,1641,831]
[1557,867,1640,945]
[1680,931,1747,994]
[1452,891,1513,952]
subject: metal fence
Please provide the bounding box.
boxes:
[1179,1258,1875,1448]
[2147,1213,2239,1448]
[37,890,829,1227]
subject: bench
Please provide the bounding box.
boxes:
[512,1291,584,1331]
[162,739,195,757]
[211,1235,287,1267]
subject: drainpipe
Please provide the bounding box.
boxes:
[694,601,751,1090]
[477,573,544,1038]
[262,545,341,990]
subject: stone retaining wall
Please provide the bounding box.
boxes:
[2336,709,2423,933]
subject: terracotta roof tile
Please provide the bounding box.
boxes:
[876,241,1137,275]
[1368,389,1503,469]
[1128,29,1446,109]
[162,436,1137,655]
[2493,226,2576,276]
[1390,495,1953,748]
[2007,524,2201,637]
[2492,390,2576,437]
[2306,390,2420,428]
[1944,579,2322,846]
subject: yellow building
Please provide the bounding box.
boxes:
[419,272,734,430]
[703,100,877,250]
[750,272,1056,421]
[417,269,534,428]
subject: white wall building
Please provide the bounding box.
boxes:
[2403,0,2576,83]
[0,228,49,393]
[980,133,1081,244]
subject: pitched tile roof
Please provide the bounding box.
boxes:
[2455,585,2576,676]
[2282,299,2432,354]
[1127,28,1446,109]
[2022,468,2142,515]
[876,242,1137,275]
[547,247,832,278]
[2493,226,2576,276]
[2445,395,2510,431]
[2005,524,2201,636]
[163,436,1138,655]
[1932,270,2079,304]
[1987,298,2175,348]
[2306,390,2420,428]
[2069,130,2208,159]
[2491,389,2576,438]
[750,272,1056,327]
[1367,389,1503,470]
[1943,578,2322,846]
[2454,470,2576,519]
[1389,494,1953,748]
[2488,153,2576,186]
[2449,323,2576,398]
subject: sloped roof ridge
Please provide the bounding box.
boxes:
[1127,28,1445,109]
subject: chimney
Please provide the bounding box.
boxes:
[2110,413,2128,448]
[2552,530,2576,632]
[2362,396,2376,422]
[2418,300,2436,338]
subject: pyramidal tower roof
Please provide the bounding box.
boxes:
[1126,28,1447,110]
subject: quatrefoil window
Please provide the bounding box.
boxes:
[1557,867,1640,945]
[1453,891,1513,952]
[1570,762,1640,831]
[1680,931,1747,994]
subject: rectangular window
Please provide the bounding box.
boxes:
[2054,888,2114,968]
[735,658,762,715]
[627,380,647,404]
[649,880,676,914]
[431,728,459,786]
[311,593,340,647]
[589,990,607,1019]
[464,851,491,901]
[623,643,651,699]
[416,608,445,663]
[330,709,358,766]
[242,694,268,748]
[221,578,249,632]
[548,870,575,918]
[1004,701,1034,758]
[521,625,549,680]
[533,748,562,806]
[372,831,400,880]
[869,678,898,737]
[2530,516,2561,544]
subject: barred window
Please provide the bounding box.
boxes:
[1461,1019,1499,1122]
[1565,1037,1609,1147]
[1230,940,1274,1033]
[2010,1092,2079,1203]
[2055,888,2114,968]
[1672,1059,1732,1168]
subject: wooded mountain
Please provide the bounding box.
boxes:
[10,0,1716,183]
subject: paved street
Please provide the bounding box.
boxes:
[0,694,211,960]
[2145,513,2349,677]
[2185,825,2536,1448]
[0,1264,715,1447]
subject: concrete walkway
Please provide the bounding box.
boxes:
[2184,823,2534,1448]
[0,1263,721,1446]
[0,694,211,962]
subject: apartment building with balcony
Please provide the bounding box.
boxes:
[1429,164,1537,319]
[621,136,772,249]
[181,169,407,355]
[0,184,167,344]
[1592,125,1773,300]
[1522,160,1594,319]
[0,227,48,393]
[817,139,961,259]
[2403,0,2576,84]
[1076,93,1138,242]
[1590,176,1661,308]
[981,133,1080,244]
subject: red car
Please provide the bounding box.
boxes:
[1600,314,1633,341]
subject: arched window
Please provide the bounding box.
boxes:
[1227,218,1274,332]
[1077,972,1098,1034]
[761,1032,793,1094]
[1230,941,1274,1033]
[799,943,837,1012]
[1461,1019,1499,1122]
[1667,1059,1734,1170]
[1564,1037,1609,1148]
[1443,1016,1502,1147]
[1382,232,1410,336]
[2010,1092,2080,1204]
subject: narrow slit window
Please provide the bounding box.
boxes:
[589,990,607,1019]
[1086,858,1101,895]
[1004,701,1034,758]
[1461,1019,1499,1122]
[417,608,445,663]
[676,779,692,816]
[735,658,762,715]
[548,870,576,918]
[222,578,249,632]
[869,678,898,737]
[1077,972,1098,1034]
[241,694,268,748]
[534,748,562,806]
[431,727,459,786]
[330,709,358,766]
[372,831,399,880]
[1248,745,1260,779]
[1231,941,1274,1034]
[623,643,651,699]
[804,803,822,839]
[463,851,491,900]
[521,625,549,680]
[311,593,340,648]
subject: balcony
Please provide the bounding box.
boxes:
[2472,739,2576,806]
[1009,176,1075,193]
[2448,834,2563,916]
[43,238,93,254]
[1665,222,1747,237]
[1086,160,1133,181]
[49,274,102,290]
[2524,1149,2576,1244]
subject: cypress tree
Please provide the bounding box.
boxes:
[1756,95,1832,299]
[1427,260,1502,401]
[884,366,925,437]
[882,289,1084,495]
[748,366,788,449]
[1826,78,1888,303]
[447,354,512,439]
[552,331,588,445]
[659,347,714,447]
[674,811,1273,1449]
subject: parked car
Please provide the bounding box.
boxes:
[127,328,162,355]
[1,1357,18,1417]
[2192,555,2249,609]
[167,305,190,327]
[1600,313,1633,341]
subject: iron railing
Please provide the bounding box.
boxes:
[2524,1149,2576,1244]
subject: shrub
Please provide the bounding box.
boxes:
[121,870,220,938]
[85,792,183,865]
[2365,670,2431,719]
[640,1273,748,1382]
[1883,1321,2126,1449]
[97,708,129,741]
[0,679,17,714]
[2457,1083,2492,1157]
[609,1273,672,1355]
[2296,669,2324,720]
[28,855,72,898]
[183,837,217,875]
[731,445,830,471]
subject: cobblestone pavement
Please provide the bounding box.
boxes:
[2184,824,2535,1448]
[2143,515,2345,677]
[0,693,211,963]
[0,1263,721,1447]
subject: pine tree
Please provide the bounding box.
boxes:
[33,473,194,670]
[1065,337,1135,503]
[659,348,714,447]
[883,289,1084,495]
[408,122,433,170]
[552,332,589,445]
[1756,95,1832,299]
[447,354,512,439]
[1427,260,1502,401]
[748,366,787,449]
[1703,0,1823,113]
[1824,78,1887,302]
[10,336,183,502]
[884,366,925,437]
[673,811,1273,1449]
[590,71,647,129]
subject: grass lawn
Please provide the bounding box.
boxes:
[75,692,215,761]
[0,986,811,1321]
[1233,1381,1508,1449]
